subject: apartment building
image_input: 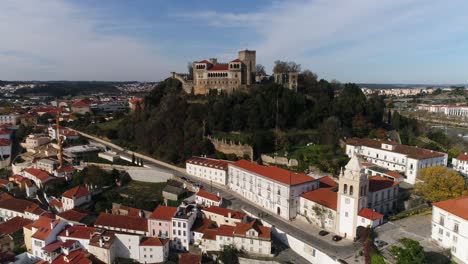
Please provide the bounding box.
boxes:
[228,160,318,220]
[431,196,468,264]
[345,138,448,184]
[186,157,229,185]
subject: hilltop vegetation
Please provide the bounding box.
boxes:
[14,81,120,96]
[112,76,388,171]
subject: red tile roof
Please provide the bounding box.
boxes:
[385,171,404,179]
[196,189,221,202]
[186,157,229,170]
[71,100,90,107]
[368,176,398,192]
[231,160,315,186]
[0,216,32,235]
[0,192,13,201]
[51,250,92,264]
[0,197,40,214]
[42,240,62,253]
[345,138,446,160]
[234,219,270,240]
[49,198,63,209]
[319,176,338,188]
[433,196,468,220]
[57,210,87,222]
[129,98,142,105]
[58,225,96,240]
[456,152,468,162]
[191,218,216,233]
[95,213,148,232]
[358,208,384,220]
[0,179,9,186]
[230,58,242,63]
[24,168,52,182]
[217,225,235,237]
[149,205,177,221]
[56,165,76,173]
[0,139,11,147]
[25,203,46,215]
[62,185,89,199]
[208,64,229,71]
[203,206,246,219]
[0,129,10,135]
[179,253,201,264]
[31,218,62,240]
[301,188,338,210]
[196,60,211,64]
[140,237,169,246]
[202,229,217,240]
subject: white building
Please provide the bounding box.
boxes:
[417,104,468,119]
[30,217,67,262]
[228,160,318,220]
[345,138,448,184]
[57,225,96,250]
[202,206,247,227]
[431,196,468,264]
[21,134,50,150]
[0,113,20,125]
[148,205,177,239]
[0,196,45,221]
[35,159,58,173]
[186,157,229,185]
[61,185,91,211]
[172,204,197,251]
[195,189,222,207]
[452,153,468,176]
[94,213,149,236]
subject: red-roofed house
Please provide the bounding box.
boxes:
[57,225,96,250]
[71,100,91,115]
[228,160,318,220]
[0,196,45,221]
[345,137,448,184]
[452,152,468,176]
[431,196,468,262]
[367,176,399,215]
[29,217,67,262]
[357,208,384,228]
[23,168,54,188]
[186,157,229,185]
[179,253,201,264]
[94,213,148,236]
[232,220,271,256]
[61,186,91,211]
[202,206,247,226]
[195,189,222,206]
[148,205,177,238]
[51,249,93,264]
[139,237,170,263]
[128,98,143,112]
[300,188,338,231]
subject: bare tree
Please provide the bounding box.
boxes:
[256,64,266,75]
[187,62,193,80]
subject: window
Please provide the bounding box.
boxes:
[453,236,458,243]
[183,223,186,228]
[349,185,354,195]
[250,239,253,244]
[439,228,443,235]
[312,249,316,257]
[178,222,181,228]
[344,184,348,194]
[439,215,445,226]
[454,223,459,233]
[345,212,349,217]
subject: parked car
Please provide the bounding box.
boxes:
[374,240,388,247]
[332,235,342,242]
[318,230,329,236]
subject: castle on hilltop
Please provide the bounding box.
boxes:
[171,50,257,95]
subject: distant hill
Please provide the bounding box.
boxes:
[358,83,466,89]
[14,81,121,96]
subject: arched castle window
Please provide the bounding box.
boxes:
[343,184,348,194]
[350,185,354,195]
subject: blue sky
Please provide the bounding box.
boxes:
[1,0,468,84]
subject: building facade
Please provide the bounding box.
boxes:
[431,196,468,264]
[186,157,229,185]
[452,153,468,176]
[228,160,318,220]
[345,138,448,184]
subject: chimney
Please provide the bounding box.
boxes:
[66,229,69,236]
[217,192,220,197]
[99,238,103,247]
[228,212,231,219]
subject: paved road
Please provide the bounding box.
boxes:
[83,136,360,262]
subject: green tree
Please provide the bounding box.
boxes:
[390,238,426,264]
[415,166,467,202]
[217,244,245,264]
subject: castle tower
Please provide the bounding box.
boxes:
[238,50,256,85]
[335,156,369,240]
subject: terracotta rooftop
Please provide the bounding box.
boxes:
[202,228,217,240]
[301,188,338,210]
[203,206,246,219]
[217,225,235,237]
[231,160,315,186]
[149,205,178,221]
[140,237,169,246]
[368,176,399,192]
[62,185,89,199]
[0,216,32,235]
[186,157,229,170]
[196,189,221,202]
[24,168,52,182]
[31,217,62,240]
[319,176,338,188]
[58,225,96,240]
[191,218,216,233]
[234,219,270,240]
[345,137,446,160]
[456,152,468,162]
[230,58,242,63]
[51,249,92,264]
[95,213,148,232]
[208,64,229,71]
[0,139,11,147]
[49,198,63,209]
[433,196,468,220]
[358,208,384,220]
[0,197,40,214]
[71,100,90,107]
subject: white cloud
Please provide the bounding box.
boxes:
[0,0,174,81]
